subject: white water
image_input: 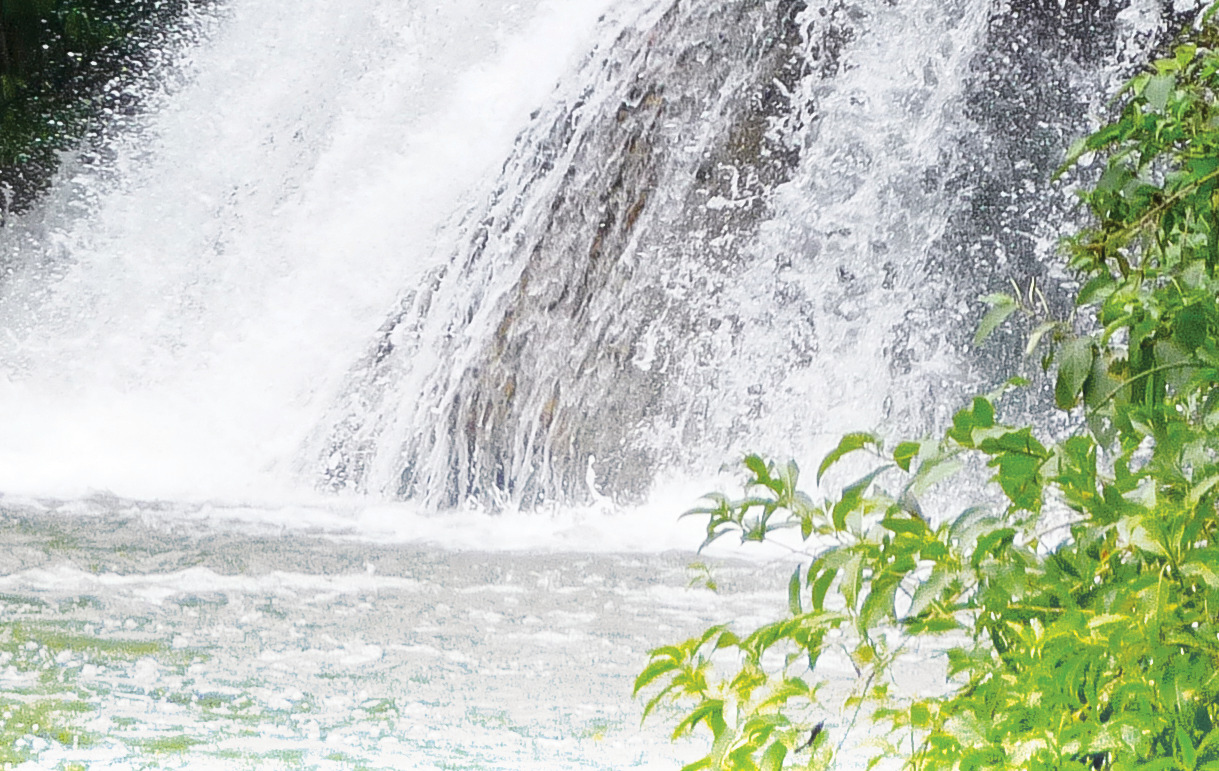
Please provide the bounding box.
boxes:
[0,0,637,504]
[301,0,1001,508]
[0,505,798,770]
[0,0,1169,510]
[0,0,991,510]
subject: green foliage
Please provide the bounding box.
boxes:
[637,13,1219,771]
[0,0,204,212]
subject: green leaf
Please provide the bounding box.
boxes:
[841,553,864,609]
[948,506,1000,549]
[977,427,1049,458]
[673,699,726,740]
[1077,275,1115,307]
[832,465,891,530]
[1057,136,1089,178]
[909,455,964,498]
[990,451,1045,511]
[1187,473,1219,506]
[975,293,1019,346]
[1174,303,1213,352]
[1096,162,1132,193]
[1056,337,1095,410]
[1176,42,1198,67]
[679,757,713,771]
[788,566,802,616]
[971,527,1015,566]
[972,396,995,428]
[908,564,955,619]
[778,459,802,500]
[907,616,960,634]
[1025,320,1059,356]
[1177,725,1197,771]
[893,441,920,472]
[1182,549,1219,588]
[634,659,681,695]
[1085,121,1124,150]
[860,578,899,629]
[1145,73,1175,112]
[759,740,788,771]
[1084,352,1124,411]
[809,554,842,611]
[818,432,880,483]
[642,681,682,722]
[744,454,774,491]
[880,514,926,535]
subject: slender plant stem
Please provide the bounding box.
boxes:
[1086,360,1196,418]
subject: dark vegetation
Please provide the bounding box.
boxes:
[0,0,205,217]
[638,7,1219,771]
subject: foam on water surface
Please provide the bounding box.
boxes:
[0,507,794,770]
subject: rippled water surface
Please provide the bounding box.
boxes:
[0,502,788,770]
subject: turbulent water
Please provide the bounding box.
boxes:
[314,0,970,509]
[0,504,800,771]
[0,0,1198,768]
[0,0,626,502]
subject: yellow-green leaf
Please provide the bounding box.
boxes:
[975,293,1019,346]
[818,433,881,483]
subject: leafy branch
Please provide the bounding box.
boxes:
[636,10,1219,771]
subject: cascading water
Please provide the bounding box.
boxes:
[0,0,628,502]
[0,0,1180,510]
[306,0,1176,510]
[312,0,990,510]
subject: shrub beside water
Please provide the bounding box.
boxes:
[0,0,207,215]
[637,10,1219,771]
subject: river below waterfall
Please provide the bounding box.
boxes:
[0,500,798,770]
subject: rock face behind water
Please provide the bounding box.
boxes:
[319,0,823,507]
[315,0,1183,509]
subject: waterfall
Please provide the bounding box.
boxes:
[0,0,1178,509]
[303,0,1172,509]
[0,0,625,501]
